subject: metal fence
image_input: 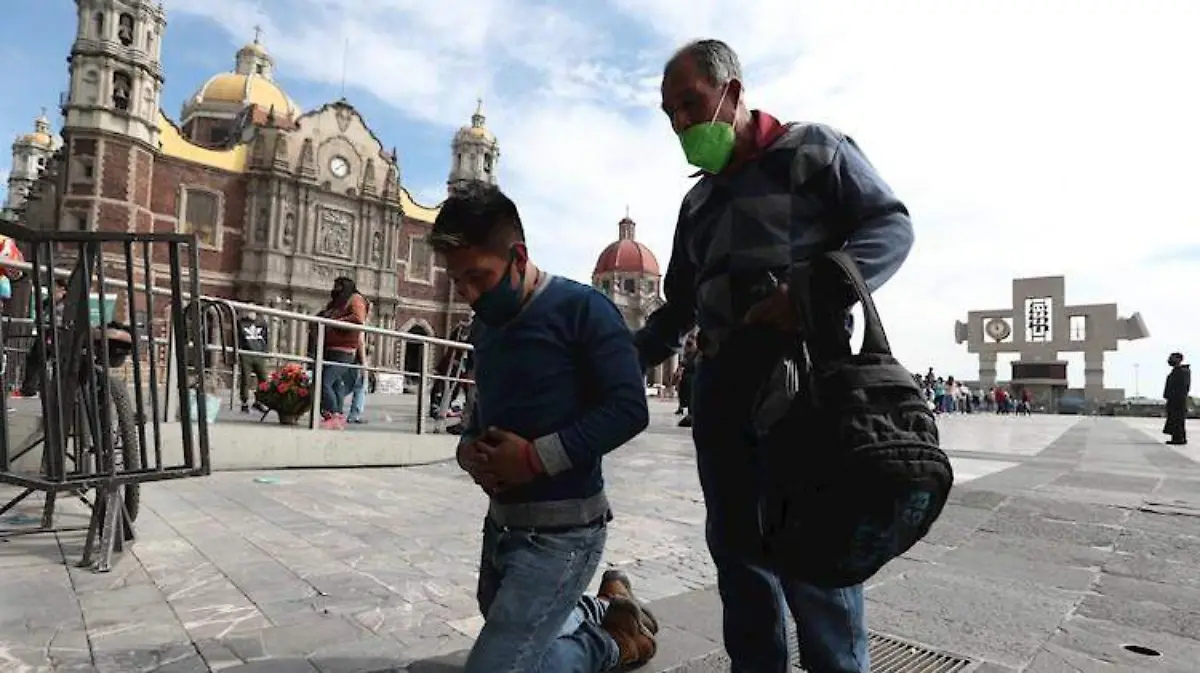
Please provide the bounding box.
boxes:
[0,221,209,572]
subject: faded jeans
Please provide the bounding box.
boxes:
[319,351,357,416]
[464,518,619,673]
[347,372,366,421]
[692,329,869,673]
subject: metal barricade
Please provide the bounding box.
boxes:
[0,221,210,572]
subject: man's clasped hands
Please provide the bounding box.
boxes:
[458,427,545,495]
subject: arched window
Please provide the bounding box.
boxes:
[117,13,134,46]
[93,12,105,38]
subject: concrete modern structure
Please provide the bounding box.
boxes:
[954,275,1149,403]
[592,210,677,387]
[6,1,500,367]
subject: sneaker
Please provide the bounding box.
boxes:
[320,414,346,430]
[601,597,657,667]
[598,570,658,634]
[241,403,250,413]
[347,417,367,425]
[677,415,693,428]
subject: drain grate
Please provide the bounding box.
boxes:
[788,619,975,672]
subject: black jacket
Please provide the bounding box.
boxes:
[237,316,269,354]
[1164,364,1191,402]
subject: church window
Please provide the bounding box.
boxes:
[180,188,221,247]
[623,278,636,294]
[407,236,432,282]
[117,13,135,46]
[112,71,132,111]
[256,63,265,75]
[146,31,154,53]
[93,12,105,39]
[484,153,493,173]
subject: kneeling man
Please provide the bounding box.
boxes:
[429,183,658,672]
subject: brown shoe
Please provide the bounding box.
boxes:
[598,569,659,634]
[601,597,657,667]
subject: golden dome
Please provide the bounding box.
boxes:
[454,98,497,144]
[16,113,54,148]
[18,132,54,148]
[189,72,300,118]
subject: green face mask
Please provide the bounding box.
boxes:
[678,85,735,174]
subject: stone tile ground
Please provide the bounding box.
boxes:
[3,402,1196,672]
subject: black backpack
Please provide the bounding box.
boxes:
[758,251,953,588]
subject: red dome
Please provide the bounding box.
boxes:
[594,240,660,276]
[593,215,661,276]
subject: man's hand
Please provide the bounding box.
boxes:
[743,284,798,332]
[477,426,543,490]
[457,438,504,495]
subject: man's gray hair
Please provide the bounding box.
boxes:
[666,39,743,85]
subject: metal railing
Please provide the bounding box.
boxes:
[0,221,208,572]
[0,258,476,436]
[169,296,475,433]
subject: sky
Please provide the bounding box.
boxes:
[1,0,1198,396]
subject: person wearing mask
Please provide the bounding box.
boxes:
[1163,352,1191,445]
[313,277,367,429]
[236,310,270,413]
[428,183,656,671]
[635,39,914,672]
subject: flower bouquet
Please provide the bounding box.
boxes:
[254,363,313,424]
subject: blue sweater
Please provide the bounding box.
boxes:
[460,275,649,529]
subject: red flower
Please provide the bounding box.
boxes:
[297,388,309,397]
[258,382,269,391]
[278,383,291,394]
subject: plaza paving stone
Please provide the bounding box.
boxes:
[1,402,1198,672]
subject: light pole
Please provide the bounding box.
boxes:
[1133,363,1140,399]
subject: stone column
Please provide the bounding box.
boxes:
[978,351,998,389]
[1083,350,1105,401]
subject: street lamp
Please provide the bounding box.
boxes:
[1133,363,1140,399]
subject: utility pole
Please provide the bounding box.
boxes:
[1133,363,1140,399]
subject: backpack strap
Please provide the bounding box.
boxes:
[790,251,893,361]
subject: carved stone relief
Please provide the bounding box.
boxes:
[317,208,353,258]
[371,230,384,265]
[314,263,354,281]
[335,105,353,133]
[283,212,296,247]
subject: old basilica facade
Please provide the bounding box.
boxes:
[3,0,500,370]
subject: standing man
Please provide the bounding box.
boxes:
[428,183,657,672]
[236,309,270,413]
[636,39,915,672]
[1163,352,1191,445]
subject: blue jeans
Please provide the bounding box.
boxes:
[319,351,357,416]
[692,331,869,673]
[347,372,366,421]
[465,518,619,673]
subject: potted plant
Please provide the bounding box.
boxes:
[255,363,313,425]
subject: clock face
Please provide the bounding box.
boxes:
[985,318,1012,342]
[329,156,350,178]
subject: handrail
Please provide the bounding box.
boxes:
[0,257,474,434]
[0,257,472,351]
